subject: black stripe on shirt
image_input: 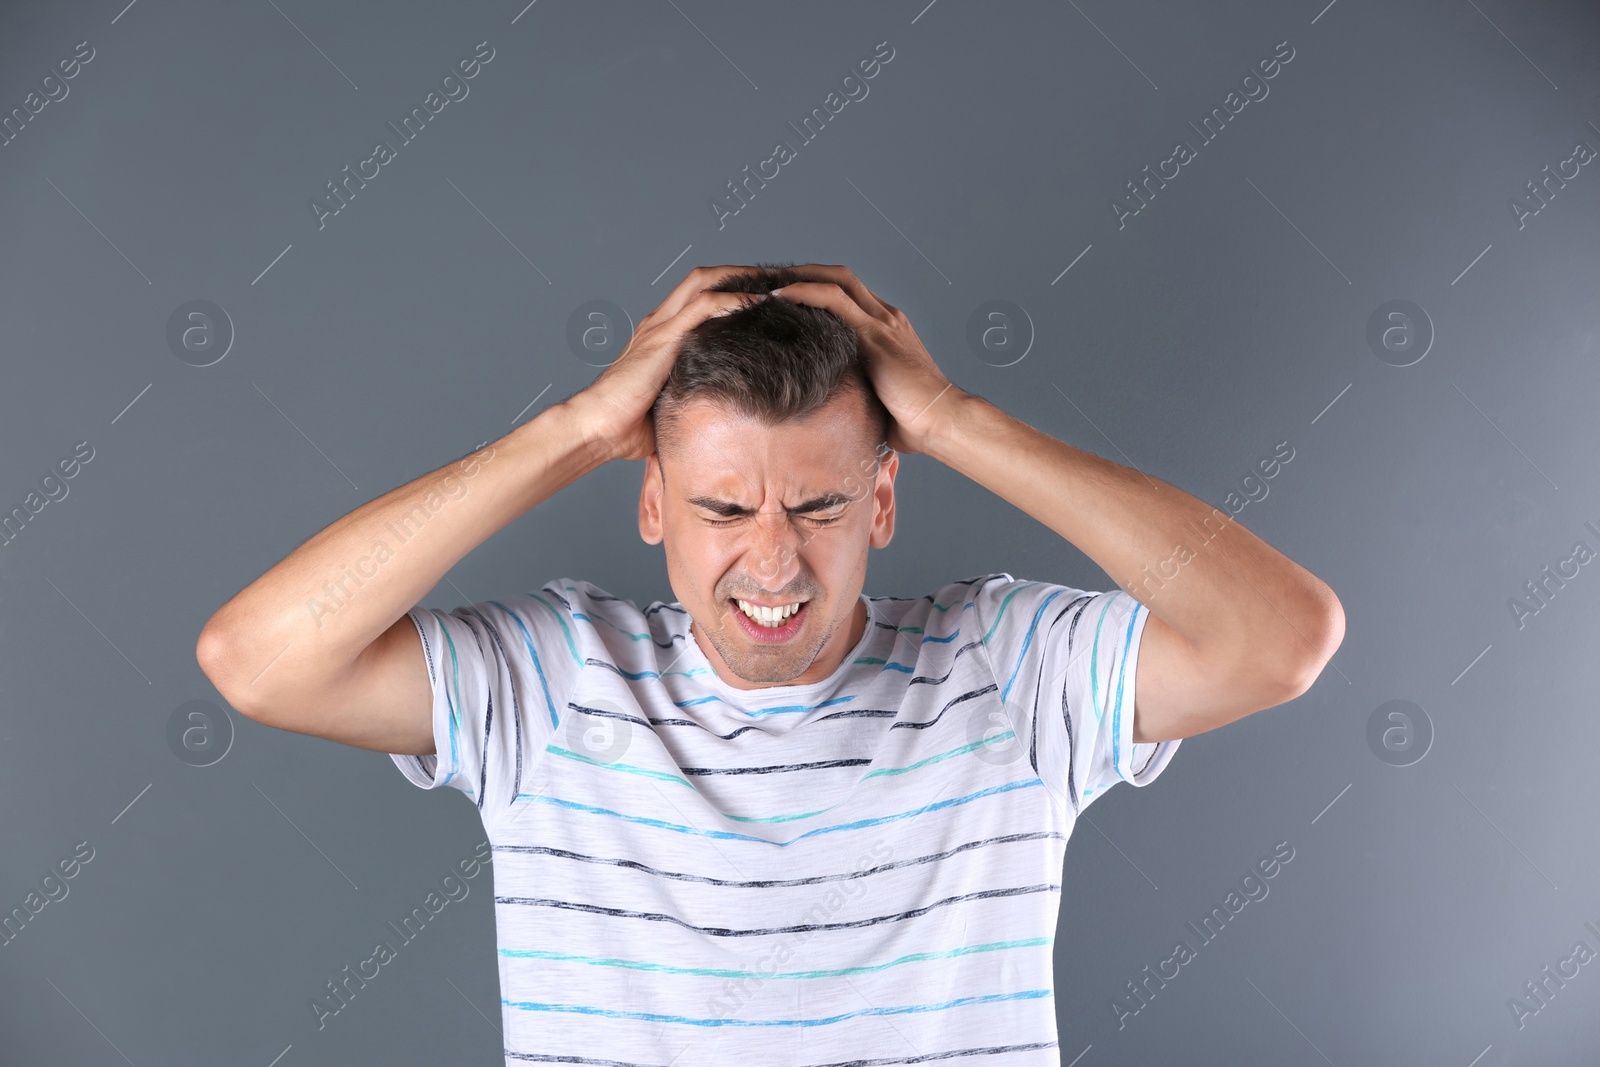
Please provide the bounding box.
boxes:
[461,605,527,807]
[494,882,1061,938]
[492,832,1067,889]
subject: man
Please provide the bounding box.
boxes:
[196,262,1343,1065]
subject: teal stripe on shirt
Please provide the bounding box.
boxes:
[1088,592,1120,724]
[499,936,1051,981]
[490,599,562,732]
[995,588,1067,705]
[525,591,584,669]
[1111,598,1143,782]
[514,778,1043,845]
[501,987,1052,1027]
[979,580,1041,647]
[426,608,463,790]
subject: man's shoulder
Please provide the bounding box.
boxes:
[888,571,1114,653]
[516,576,646,615]
[473,577,589,624]
[870,573,1010,633]
[533,577,692,664]
[461,577,641,652]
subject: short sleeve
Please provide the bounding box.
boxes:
[388,582,585,821]
[970,573,1179,816]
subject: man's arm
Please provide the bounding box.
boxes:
[767,266,1345,746]
[195,268,761,755]
[922,396,1344,744]
[194,401,603,754]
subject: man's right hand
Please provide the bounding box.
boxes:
[569,266,765,464]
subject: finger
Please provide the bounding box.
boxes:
[663,289,768,334]
[653,265,761,323]
[768,281,880,333]
[776,265,894,325]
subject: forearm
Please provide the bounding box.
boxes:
[923,394,1339,681]
[198,400,602,694]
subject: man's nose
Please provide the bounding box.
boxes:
[747,512,802,590]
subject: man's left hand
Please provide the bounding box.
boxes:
[768,265,963,455]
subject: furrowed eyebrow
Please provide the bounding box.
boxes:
[686,492,852,518]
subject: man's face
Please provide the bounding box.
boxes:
[639,390,897,689]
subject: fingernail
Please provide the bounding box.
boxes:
[769,287,785,297]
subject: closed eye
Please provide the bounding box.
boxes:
[690,492,854,528]
[704,514,843,528]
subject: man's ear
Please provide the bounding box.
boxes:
[639,453,664,545]
[869,447,898,549]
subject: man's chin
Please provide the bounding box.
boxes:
[723,651,810,686]
[713,631,820,686]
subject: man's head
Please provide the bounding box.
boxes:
[639,263,899,689]
[650,264,892,458]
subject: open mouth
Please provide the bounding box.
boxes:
[729,597,808,642]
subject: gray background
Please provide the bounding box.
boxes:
[2,0,1598,1063]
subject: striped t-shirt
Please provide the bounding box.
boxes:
[389,572,1180,1066]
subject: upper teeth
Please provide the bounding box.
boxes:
[737,599,801,626]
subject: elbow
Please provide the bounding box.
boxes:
[194,622,270,724]
[1278,590,1346,701]
[194,621,232,691]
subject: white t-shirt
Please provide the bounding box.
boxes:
[389,573,1180,1066]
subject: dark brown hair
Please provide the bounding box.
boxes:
[650,262,891,457]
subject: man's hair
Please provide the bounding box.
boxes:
[651,262,892,459]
